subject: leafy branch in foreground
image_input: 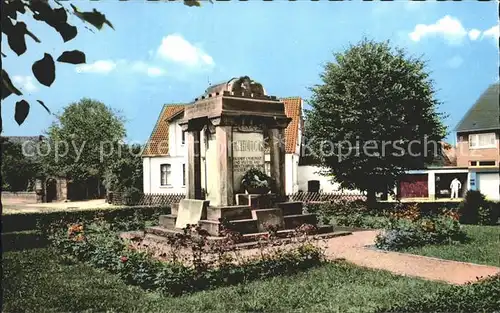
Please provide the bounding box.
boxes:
[1,0,202,132]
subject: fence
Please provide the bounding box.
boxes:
[287,192,366,203]
[110,192,185,206]
[110,192,366,206]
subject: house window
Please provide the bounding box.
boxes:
[470,161,478,166]
[479,161,496,166]
[469,133,496,149]
[182,164,186,186]
[160,164,171,186]
[181,131,185,145]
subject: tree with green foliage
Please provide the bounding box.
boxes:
[1,137,41,191]
[42,98,125,198]
[305,39,447,204]
[103,143,144,204]
[1,0,202,133]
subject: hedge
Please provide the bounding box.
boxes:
[2,205,170,233]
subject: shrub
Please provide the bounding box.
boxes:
[2,205,169,234]
[377,274,500,313]
[459,190,498,225]
[49,220,325,296]
[121,187,142,206]
[375,216,467,251]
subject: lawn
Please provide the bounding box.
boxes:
[3,248,448,313]
[401,225,500,267]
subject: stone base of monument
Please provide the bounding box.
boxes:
[143,195,350,245]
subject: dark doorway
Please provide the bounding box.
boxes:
[435,173,468,199]
[46,179,57,202]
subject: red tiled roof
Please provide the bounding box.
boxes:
[143,97,303,157]
[142,104,185,157]
[441,141,457,166]
[281,97,302,154]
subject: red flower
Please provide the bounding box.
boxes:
[120,256,128,263]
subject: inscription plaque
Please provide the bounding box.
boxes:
[232,131,265,192]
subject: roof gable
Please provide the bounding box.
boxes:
[142,104,185,157]
[455,83,500,132]
[281,97,302,154]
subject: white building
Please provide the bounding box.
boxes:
[143,97,340,195]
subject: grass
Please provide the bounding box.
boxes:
[401,225,500,267]
[3,248,448,313]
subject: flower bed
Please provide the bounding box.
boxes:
[49,221,325,296]
[375,205,467,251]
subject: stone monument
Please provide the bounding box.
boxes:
[146,76,335,240]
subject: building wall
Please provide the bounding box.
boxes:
[456,131,500,167]
[1,191,38,204]
[297,165,339,192]
[143,156,187,194]
[285,154,299,194]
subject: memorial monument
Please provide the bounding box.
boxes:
[146,76,334,240]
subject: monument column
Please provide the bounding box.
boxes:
[212,117,234,206]
[269,127,286,198]
[184,122,203,200]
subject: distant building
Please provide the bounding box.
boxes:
[395,84,500,201]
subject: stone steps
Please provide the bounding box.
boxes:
[144,224,340,246]
[151,195,327,238]
[157,210,319,237]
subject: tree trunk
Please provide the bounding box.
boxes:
[366,188,377,208]
[97,178,101,198]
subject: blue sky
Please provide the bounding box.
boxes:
[3,0,498,144]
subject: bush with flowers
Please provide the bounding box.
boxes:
[375,210,467,251]
[49,220,325,296]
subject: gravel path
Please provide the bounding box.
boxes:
[323,230,500,285]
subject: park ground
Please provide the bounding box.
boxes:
[3,224,499,313]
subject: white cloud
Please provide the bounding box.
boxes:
[76,60,117,74]
[75,59,165,77]
[447,55,464,69]
[156,34,214,68]
[482,25,499,41]
[130,61,165,77]
[468,29,481,41]
[409,15,468,45]
[146,67,165,77]
[12,75,38,93]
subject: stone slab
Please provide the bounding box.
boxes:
[251,208,284,232]
[175,199,209,229]
[236,193,276,209]
[206,205,252,221]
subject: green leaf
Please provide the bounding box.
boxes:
[2,69,23,100]
[71,5,114,30]
[6,21,28,55]
[37,100,51,114]
[32,53,56,87]
[30,1,77,42]
[15,99,30,125]
[183,0,201,7]
[57,50,86,64]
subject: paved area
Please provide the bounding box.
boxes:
[322,230,500,285]
[134,229,499,285]
[3,199,115,214]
